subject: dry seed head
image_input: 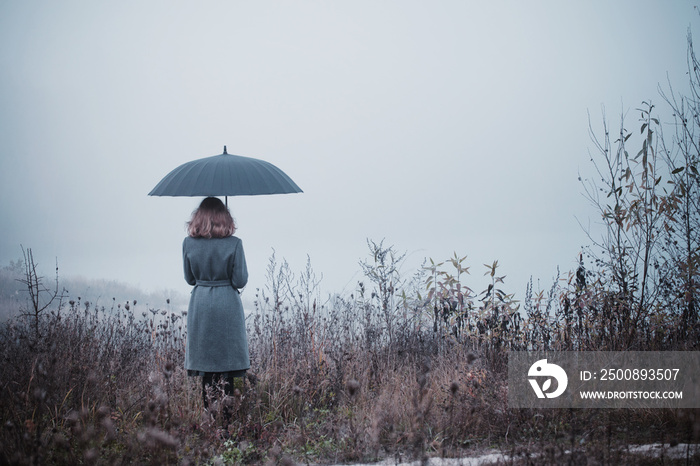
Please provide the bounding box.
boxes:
[52,432,70,449]
[347,378,360,397]
[65,412,80,426]
[147,427,178,449]
[270,444,282,457]
[97,405,110,419]
[101,418,117,441]
[280,456,296,466]
[84,448,99,462]
[33,388,46,401]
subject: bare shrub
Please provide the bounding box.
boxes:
[1,233,697,464]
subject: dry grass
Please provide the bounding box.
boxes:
[0,246,698,465]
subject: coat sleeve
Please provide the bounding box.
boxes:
[231,239,248,289]
[183,238,196,286]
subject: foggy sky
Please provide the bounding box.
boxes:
[0,1,695,311]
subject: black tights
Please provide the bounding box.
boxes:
[201,372,244,424]
[202,373,236,409]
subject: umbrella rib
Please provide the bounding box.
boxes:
[174,162,206,195]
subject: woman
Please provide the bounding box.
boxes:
[183,197,249,418]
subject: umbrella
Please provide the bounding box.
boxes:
[148,146,302,205]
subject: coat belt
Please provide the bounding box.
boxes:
[195,279,231,287]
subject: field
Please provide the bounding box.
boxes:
[0,240,698,465]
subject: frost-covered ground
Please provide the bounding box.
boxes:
[326,443,699,465]
[627,443,699,458]
[325,452,510,466]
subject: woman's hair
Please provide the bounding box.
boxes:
[187,197,236,238]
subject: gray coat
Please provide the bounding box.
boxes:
[183,235,249,373]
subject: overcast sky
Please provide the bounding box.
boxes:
[0,1,696,311]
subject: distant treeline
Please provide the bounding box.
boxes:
[0,259,188,322]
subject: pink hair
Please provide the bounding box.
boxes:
[186,197,236,238]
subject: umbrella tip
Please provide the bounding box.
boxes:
[223,145,227,154]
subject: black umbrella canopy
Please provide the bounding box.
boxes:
[148,146,303,197]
